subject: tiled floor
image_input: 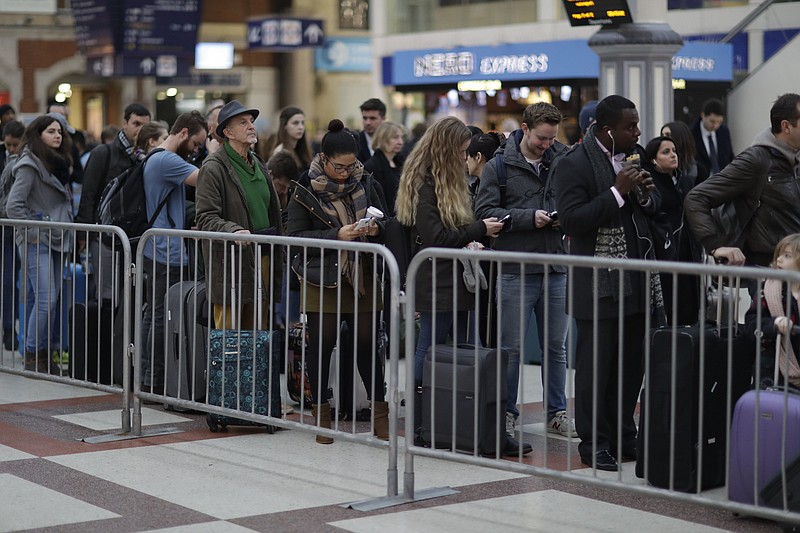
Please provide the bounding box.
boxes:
[0,357,786,532]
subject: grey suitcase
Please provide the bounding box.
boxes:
[165,280,209,405]
[421,344,508,456]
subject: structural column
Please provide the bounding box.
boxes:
[589,22,683,141]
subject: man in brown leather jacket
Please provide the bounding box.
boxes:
[684,93,800,267]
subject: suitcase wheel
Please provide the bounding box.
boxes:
[266,425,276,434]
[206,414,227,433]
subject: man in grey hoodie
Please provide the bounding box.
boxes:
[685,93,800,267]
[474,102,575,445]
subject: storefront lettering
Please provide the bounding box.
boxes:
[414,52,474,77]
[479,54,548,75]
[672,55,715,72]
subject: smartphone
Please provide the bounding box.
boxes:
[355,217,372,230]
[547,211,558,221]
[499,214,512,224]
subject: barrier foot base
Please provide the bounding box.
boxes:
[342,486,459,512]
[79,426,183,444]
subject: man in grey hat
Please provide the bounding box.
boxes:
[195,100,283,330]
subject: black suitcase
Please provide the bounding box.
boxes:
[636,324,753,491]
[760,451,800,513]
[421,344,507,456]
[68,302,115,384]
[165,280,209,405]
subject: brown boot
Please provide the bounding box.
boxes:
[373,401,389,441]
[311,403,334,444]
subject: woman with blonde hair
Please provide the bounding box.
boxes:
[133,120,169,160]
[395,116,503,442]
[364,121,405,216]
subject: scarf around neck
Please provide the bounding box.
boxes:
[582,125,665,320]
[307,154,369,294]
[118,129,135,161]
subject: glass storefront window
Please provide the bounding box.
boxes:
[386,0,538,34]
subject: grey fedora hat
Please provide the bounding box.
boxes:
[216,100,259,139]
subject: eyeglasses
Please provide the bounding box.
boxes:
[324,156,359,174]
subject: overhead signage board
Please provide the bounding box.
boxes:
[72,0,117,56]
[672,41,733,82]
[122,0,202,56]
[314,37,371,72]
[561,0,633,27]
[73,0,201,78]
[391,40,600,86]
[387,40,734,86]
[247,17,325,50]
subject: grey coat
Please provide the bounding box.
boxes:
[6,149,74,252]
[474,129,567,274]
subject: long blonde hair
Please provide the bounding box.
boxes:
[395,116,473,229]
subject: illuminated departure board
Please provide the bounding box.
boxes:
[561,0,634,26]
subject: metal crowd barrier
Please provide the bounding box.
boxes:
[0,219,133,432]
[132,228,402,498]
[403,247,800,525]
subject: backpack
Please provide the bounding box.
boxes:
[96,148,173,242]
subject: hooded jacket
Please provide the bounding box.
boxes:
[6,149,73,252]
[684,128,800,267]
[474,128,567,274]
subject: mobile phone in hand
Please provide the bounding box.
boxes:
[355,217,372,230]
[499,214,512,224]
[547,211,558,221]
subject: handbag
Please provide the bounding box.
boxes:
[291,251,339,288]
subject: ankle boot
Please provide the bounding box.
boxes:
[311,402,334,444]
[23,351,37,371]
[373,401,389,441]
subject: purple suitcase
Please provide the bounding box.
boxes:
[728,389,800,504]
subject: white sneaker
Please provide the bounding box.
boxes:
[505,411,516,435]
[547,410,578,438]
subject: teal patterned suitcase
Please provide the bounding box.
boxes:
[206,329,281,432]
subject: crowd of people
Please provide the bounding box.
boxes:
[1,91,799,461]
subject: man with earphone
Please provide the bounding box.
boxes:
[552,95,665,472]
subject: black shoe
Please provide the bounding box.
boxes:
[3,329,18,351]
[581,449,619,471]
[611,443,638,461]
[502,433,533,456]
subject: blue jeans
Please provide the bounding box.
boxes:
[498,272,568,419]
[413,310,469,384]
[20,243,64,353]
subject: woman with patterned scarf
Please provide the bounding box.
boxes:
[287,119,388,444]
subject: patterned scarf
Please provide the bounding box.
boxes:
[118,129,136,161]
[582,126,665,318]
[307,154,369,294]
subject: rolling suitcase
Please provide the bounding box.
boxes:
[165,280,209,405]
[637,277,754,491]
[421,344,507,456]
[287,322,313,405]
[206,246,281,432]
[68,300,114,384]
[729,333,800,506]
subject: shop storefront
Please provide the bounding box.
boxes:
[384,38,733,143]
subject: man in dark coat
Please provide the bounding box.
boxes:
[356,98,386,163]
[553,95,663,472]
[690,98,734,180]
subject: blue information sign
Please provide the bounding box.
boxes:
[315,38,371,72]
[247,17,325,50]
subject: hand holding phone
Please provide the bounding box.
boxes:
[547,211,558,221]
[499,214,512,224]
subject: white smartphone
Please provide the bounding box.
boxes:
[355,217,373,230]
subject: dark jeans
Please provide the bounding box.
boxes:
[141,259,187,388]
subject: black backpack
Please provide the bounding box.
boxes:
[96,148,173,242]
[383,216,421,289]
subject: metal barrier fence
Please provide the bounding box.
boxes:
[403,247,800,525]
[132,228,402,498]
[0,219,133,432]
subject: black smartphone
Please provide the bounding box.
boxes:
[547,211,558,221]
[500,214,512,223]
